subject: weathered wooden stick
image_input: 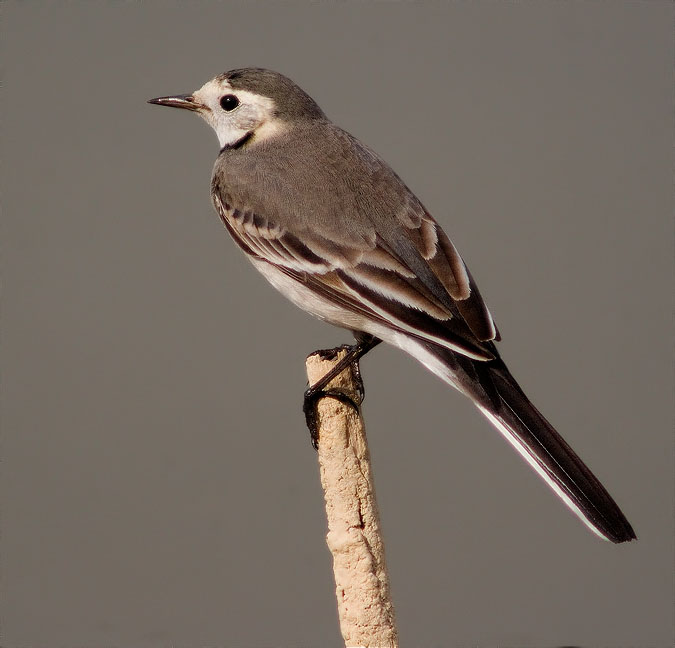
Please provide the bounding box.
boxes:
[306,348,398,648]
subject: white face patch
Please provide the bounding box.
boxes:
[191,78,287,148]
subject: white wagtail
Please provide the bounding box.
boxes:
[149,68,635,543]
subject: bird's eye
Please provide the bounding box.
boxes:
[219,94,240,111]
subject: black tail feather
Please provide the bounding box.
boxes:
[424,342,636,543]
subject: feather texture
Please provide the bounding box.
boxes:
[208,113,633,542]
[211,121,498,356]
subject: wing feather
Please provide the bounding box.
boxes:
[213,189,496,359]
[210,122,499,355]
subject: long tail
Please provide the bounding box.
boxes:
[409,339,636,543]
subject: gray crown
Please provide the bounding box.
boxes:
[218,68,326,120]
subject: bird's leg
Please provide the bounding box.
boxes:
[304,335,382,448]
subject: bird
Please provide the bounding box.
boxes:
[148,67,635,543]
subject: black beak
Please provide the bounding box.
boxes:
[147,94,203,112]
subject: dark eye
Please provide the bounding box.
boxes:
[219,94,240,111]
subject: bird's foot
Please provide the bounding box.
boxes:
[303,336,381,448]
[303,386,361,449]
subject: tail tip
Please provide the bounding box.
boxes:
[605,520,637,544]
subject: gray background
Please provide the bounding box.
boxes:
[2,2,673,647]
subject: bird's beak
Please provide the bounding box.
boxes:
[147,94,204,112]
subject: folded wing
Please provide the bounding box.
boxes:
[212,188,498,361]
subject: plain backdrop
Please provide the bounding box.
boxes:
[2,2,673,647]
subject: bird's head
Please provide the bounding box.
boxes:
[148,68,326,149]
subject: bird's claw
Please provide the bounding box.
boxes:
[303,386,361,449]
[303,336,381,448]
[350,359,366,403]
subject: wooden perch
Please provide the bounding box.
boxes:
[306,348,398,648]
